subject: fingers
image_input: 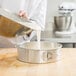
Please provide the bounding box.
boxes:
[18,10,28,19]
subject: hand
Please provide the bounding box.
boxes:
[18,10,28,19]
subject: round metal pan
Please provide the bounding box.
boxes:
[17,41,62,64]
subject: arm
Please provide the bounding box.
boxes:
[30,0,47,30]
[0,0,3,7]
[18,0,47,30]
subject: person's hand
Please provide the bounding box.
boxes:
[18,10,28,19]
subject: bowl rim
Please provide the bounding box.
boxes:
[17,41,62,51]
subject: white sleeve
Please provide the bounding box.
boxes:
[0,0,3,7]
[19,0,27,10]
[30,0,47,30]
[19,0,47,30]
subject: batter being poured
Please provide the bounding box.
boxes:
[0,0,47,46]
